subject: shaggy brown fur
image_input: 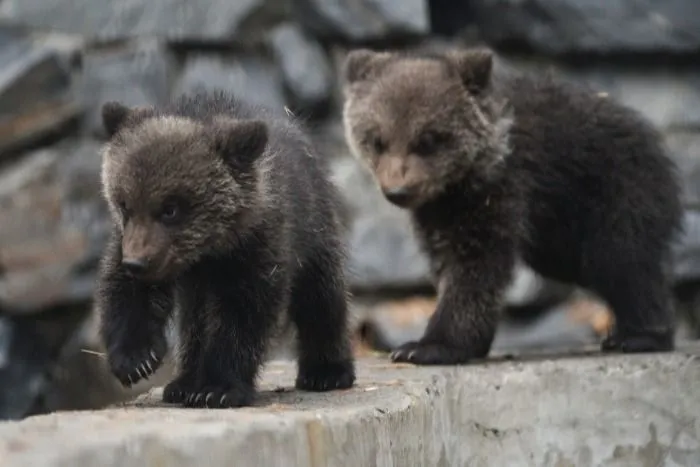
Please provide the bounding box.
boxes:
[95,90,355,407]
[341,47,683,365]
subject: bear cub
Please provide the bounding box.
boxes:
[341,47,683,365]
[96,90,356,407]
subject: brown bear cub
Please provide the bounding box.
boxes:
[341,47,683,365]
[95,90,356,407]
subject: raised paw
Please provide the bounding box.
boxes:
[108,342,166,388]
[390,341,477,365]
[163,375,197,404]
[601,331,673,354]
[182,384,255,409]
[295,360,356,392]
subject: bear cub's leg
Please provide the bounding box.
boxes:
[390,250,513,365]
[163,292,205,404]
[97,237,173,387]
[179,265,284,409]
[586,253,676,353]
[289,252,356,391]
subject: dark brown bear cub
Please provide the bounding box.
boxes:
[96,90,355,407]
[341,47,683,365]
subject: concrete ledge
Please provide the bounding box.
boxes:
[1,348,700,466]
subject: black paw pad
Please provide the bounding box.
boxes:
[295,360,356,392]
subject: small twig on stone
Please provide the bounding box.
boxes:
[80,349,106,358]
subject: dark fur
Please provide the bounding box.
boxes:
[341,47,683,365]
[96,90,355,407]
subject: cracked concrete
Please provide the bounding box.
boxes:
[1,347,699,466]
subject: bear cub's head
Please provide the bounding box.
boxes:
[341,47,512,209]
[100,101,269,282]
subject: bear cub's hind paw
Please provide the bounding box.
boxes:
[295,360,356,392]
[601,330,674,353]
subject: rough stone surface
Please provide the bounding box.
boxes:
[472,0,700,55]
[173,54,286,114]
[80,40,176,138]
[1,350,699,466]
[293,0,430,42]
[0,30,80,154]
[269,23,333,116]
[0,0,272,42]
[0,139,109,313]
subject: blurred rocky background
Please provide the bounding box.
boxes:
[1,0,699,420]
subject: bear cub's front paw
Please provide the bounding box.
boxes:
[183,383,255,409]
[107,334,167,387]
[390,341,477,365]
[295,360,356,392]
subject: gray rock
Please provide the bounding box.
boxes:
[269,23,333,116]
[173,54,286,114]
[331,156,431,291]
[80,40,176,138]
[472,0,700,55]
[0,30,80,155]
[670,132,700,284]
[562,67,700,131]
[0,0,276,42]
[666,131,700,205]
[495,54,700,132]
[673,209,700,284]
[504,263,572,308]
[293,0,429,42]
[493,302,600,353]
[0,139,109,314]
[2,352,699,466]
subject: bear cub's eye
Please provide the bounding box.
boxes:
[372,135,386,154]
[158,198,185,224]
[413,130,452,156]
[362,131,386,154]
[117,200,130,218]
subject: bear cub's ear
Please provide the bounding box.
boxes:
[342,49,392,84]
[211,117,268,168]
[101,102,155,137]
[445,48,494,95]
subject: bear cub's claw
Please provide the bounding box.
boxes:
[182,384,255,409]
[390,341,478,365]
[108,338,166,387]
[163,375,198,404]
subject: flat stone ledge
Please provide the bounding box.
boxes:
[1,348,700,466]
